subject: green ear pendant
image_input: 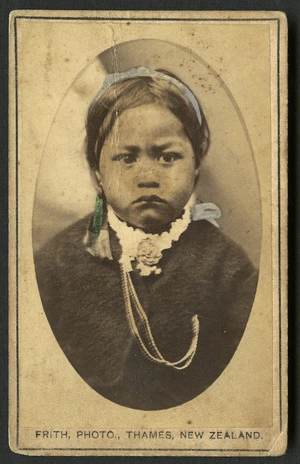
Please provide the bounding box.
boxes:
[93,195,103,237]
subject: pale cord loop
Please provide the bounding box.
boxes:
[120,263,199,370]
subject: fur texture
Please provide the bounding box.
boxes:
[35,216,258,410]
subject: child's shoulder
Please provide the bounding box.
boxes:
[36,215,90,255]
[34,214,94,278]
[183,220,256,272]
[186,219,242,251]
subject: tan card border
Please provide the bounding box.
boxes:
[8,10,288,457]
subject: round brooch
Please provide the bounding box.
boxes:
[136,238,162,275]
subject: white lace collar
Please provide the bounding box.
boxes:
[84,198,222,275]
[107,196,195,276]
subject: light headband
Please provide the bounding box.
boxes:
[90,66,203,125]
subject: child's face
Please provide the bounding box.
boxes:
[98,103,199,232]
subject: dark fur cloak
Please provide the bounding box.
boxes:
[34,217,258,410]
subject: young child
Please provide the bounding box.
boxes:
[35,67,258,410]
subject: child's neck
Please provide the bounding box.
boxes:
[131,221,173,235]
[125,210,187,236]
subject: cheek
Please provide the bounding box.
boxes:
[100,165,133,206]
[170,164,198,192]
[100,159,120,188]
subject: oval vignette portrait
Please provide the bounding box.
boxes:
[33,39,261,411]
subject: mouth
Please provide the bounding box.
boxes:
[133,195,167,204]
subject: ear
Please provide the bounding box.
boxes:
[95,170,102,184]
[194,167,200,187]
[95,170,103,194]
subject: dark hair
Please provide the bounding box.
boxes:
[85,74,210,177]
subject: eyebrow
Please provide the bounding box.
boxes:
[121,145,140,153]
[120,142,183,153]
[152,142,181,151]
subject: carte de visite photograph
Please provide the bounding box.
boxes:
[9,10,287,457]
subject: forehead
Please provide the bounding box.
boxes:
[107,103,187,144]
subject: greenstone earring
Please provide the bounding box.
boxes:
[93,194,104,237]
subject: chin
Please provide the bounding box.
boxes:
[134,211,175,233]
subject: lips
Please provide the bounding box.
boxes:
[133,195,167,204]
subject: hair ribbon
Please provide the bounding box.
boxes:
[90,66,202,125]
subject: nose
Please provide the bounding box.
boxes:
[136,156,161,188]
[138,181,159,189]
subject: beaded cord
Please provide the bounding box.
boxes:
[120,263,199,370]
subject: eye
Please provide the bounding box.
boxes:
[158,153,182,163]
[112,153,137,164]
